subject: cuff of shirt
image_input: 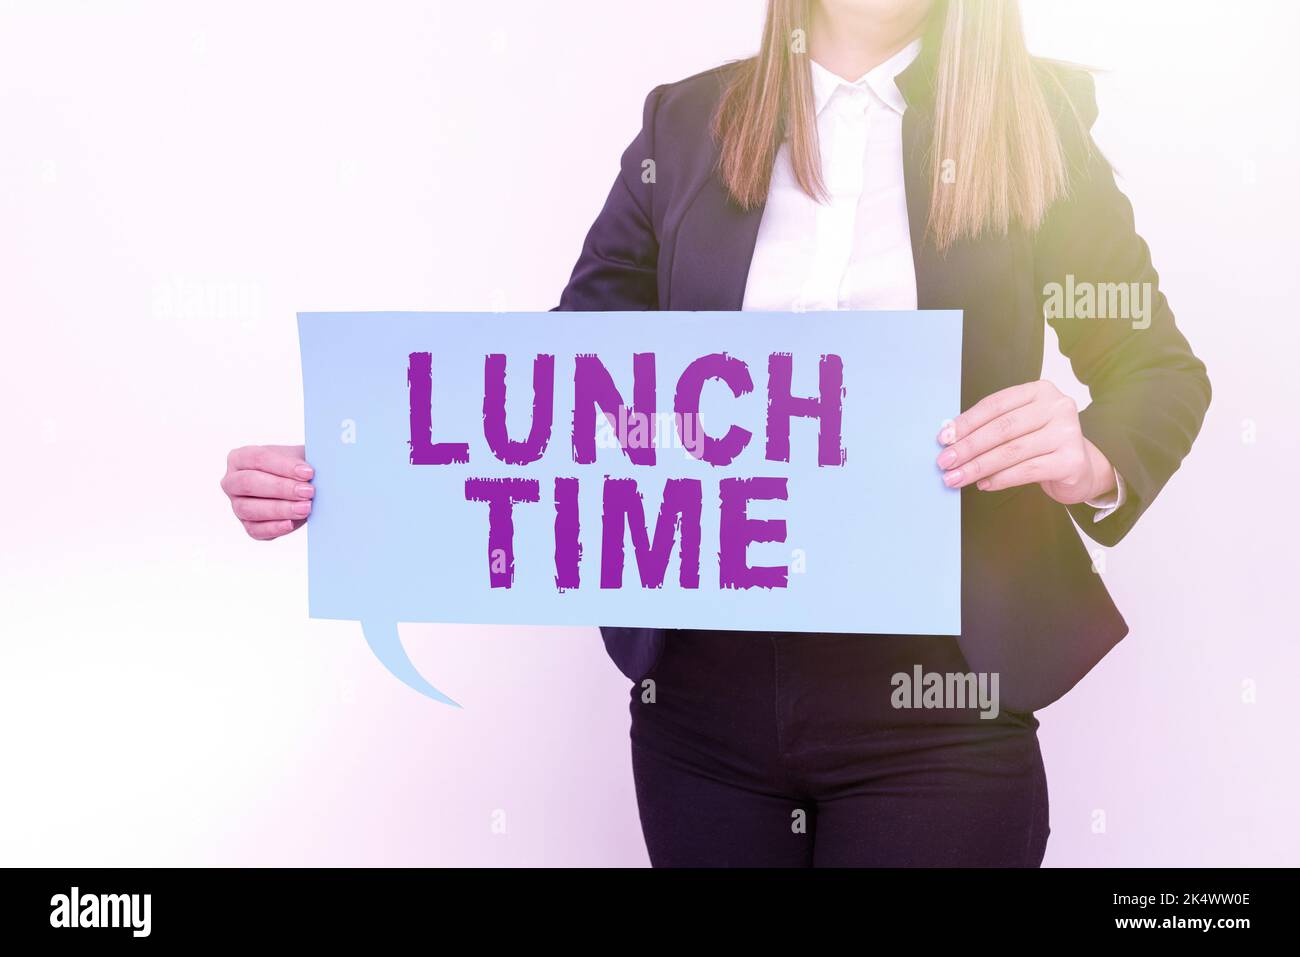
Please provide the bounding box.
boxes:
[1084,467,1127,523]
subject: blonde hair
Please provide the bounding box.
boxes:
[714,0,1073,250]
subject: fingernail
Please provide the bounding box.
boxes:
[294,464,314,480]
[292,501,312,518]
[295,484,315,499]
[938,422,956,445]
[937,448,956,468]
[977,480,991,491]
[943,469,963,488]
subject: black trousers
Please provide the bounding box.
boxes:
[629,630,1049,867]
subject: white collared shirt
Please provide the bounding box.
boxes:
[740,38,1124,519]
[742,39,921,314]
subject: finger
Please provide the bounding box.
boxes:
[942,427,1057,488]
[937,401,1053,470]
[940,381,1047,445]
[969,453,1069,493]
[222,469,315,500]
[231,496,312,522]
[241,518,303,541]
[227,445,313,480]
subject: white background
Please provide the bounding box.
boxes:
[0,0,1296,865]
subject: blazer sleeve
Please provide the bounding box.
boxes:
[553,85,665,311]
[1034,67,1212,547]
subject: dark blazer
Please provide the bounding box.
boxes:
[553,41,1211,712]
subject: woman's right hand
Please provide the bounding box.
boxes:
[222,444,315,540]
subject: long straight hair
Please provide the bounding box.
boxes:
[713,0,1073,250]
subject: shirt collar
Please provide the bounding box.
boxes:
[810,37,923,117]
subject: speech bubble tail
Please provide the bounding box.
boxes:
[358,619,461,707]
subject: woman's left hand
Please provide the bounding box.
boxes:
[935,379,1116,505]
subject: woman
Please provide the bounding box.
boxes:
[221,0,1210,866]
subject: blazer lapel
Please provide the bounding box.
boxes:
[666,175,766,310]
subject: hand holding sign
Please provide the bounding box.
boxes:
[221,445,314,540]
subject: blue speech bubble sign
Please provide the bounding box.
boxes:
[358,619,460,707]
[299,311,962,704]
